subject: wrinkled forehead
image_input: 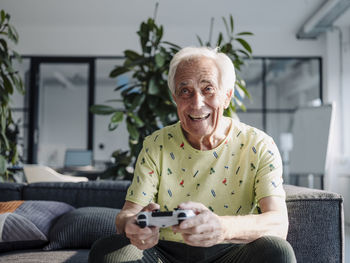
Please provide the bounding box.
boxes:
[175,57,220,85]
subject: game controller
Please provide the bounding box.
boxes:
[136,209,195,228]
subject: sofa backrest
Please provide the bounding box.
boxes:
[0,181,131,208]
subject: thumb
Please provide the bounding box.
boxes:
[178,201,208,214]
[142,202,160,212]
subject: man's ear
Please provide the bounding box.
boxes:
[224,89,234,109]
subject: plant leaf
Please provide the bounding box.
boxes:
[124,50,142,60]
[236,31,253,36]
[196,35,204,46]
[1,73,13,94]
[109,66,130,78]
[127,121,139,140]
[162,41,181,50]
[237,49,252,58]
[155,53,165,68]
[230,15,234,33]
[0,10,5,24]
[130,93,145,110]
[114,83,128,91]
[0,155,7,174]
[236,38,252,53]
[148,77,159,95]
[111,111,124,123]
[222,17,230,38]
[216,32,223,47]
[128,112,144,127]
[90,105,117,115]
[108,122,119,131]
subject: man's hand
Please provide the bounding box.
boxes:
[172,201,226,247]
[124,203,160,250]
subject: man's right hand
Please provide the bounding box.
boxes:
[124,202,160,250]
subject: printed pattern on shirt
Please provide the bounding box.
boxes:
[126,120,285,242]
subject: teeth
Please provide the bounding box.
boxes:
[189,114,210,120]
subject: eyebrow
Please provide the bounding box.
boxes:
[178,81,189,88]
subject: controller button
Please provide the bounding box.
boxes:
[138,214,146,219]
[178,212,186,218]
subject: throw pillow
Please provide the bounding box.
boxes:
[0,200,75,252]
[44,207,120,250]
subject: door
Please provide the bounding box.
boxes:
[28,58,95,167]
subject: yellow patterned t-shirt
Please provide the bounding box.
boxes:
[125,119,285,242]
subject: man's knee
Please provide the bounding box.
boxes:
[89,234,132,263]
[252,236,296,263]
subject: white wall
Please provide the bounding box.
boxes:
[2,0,350,192]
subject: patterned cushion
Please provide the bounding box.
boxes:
[44,207,120,250]
[0,200,74,252]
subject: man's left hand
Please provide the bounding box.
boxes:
[172,201,226,247]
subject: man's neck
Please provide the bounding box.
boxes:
[184,117,232,151]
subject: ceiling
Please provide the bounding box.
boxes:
[2,0,350,36]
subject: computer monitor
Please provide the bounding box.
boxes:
[64,149,93,168]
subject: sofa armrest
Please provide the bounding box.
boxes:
[284,184,344,263]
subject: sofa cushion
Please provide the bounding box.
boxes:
[44,207,120,250]
[0,200,74,252]
[0,249,89,263]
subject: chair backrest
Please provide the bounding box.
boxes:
[23,165,88,183]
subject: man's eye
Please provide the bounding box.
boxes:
[180,88,190,94]
[204,86,214,92]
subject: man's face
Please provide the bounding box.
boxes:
[173,57,232,141]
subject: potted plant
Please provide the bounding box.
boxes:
[0,9,24,181]
[91,6,253,180]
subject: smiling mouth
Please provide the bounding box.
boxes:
[189,113,210,121]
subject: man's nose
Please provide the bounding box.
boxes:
[191,91,205,109]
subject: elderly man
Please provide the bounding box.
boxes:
[89,47,296,263]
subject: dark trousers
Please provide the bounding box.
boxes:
[89,234,296,263]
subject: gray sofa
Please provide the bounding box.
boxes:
[0,181,344,263]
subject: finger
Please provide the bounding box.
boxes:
[130,231,159,250]
[142,203,160,212]
[177,201,209,214]
[178,211,209,229]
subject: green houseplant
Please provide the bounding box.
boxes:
[0,9,24,181]
[91,7,253,180]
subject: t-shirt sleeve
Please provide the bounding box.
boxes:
[125,136,160,207]
[254,136,285,202]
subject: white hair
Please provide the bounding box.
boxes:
[168,46,236,95]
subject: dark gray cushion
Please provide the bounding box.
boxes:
[23,181,131,208]
[0,200,74,252]
[44,207,120,250]
[284,185,343,263]
[0,249,89,263]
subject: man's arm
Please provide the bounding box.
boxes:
[221,196,288,243]
[172,196,288,247]
[116,200,144,234]
[116,200,160,250]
